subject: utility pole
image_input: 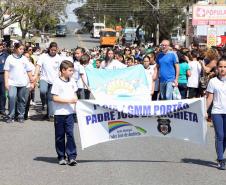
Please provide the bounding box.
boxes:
[144,0,160,45]
[185,5,190,48]
[156,0,159,46]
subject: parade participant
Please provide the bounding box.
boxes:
[34,42,62,121]
[101,48,126,69]
[206,56,226,170]
[156,39,179,100]
[143,56,154,97]
[187,49,202,98]
[4,43,34,123]
[147,52,159,100]
[95,58,101,69]
[177,51,191,99]
[127,57,134,67]
[0,42,9,115]
[23,52,36,120]
[51,60,78,166]
[77,54,91,99]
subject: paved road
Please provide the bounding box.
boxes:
[54,34,99,50]
[0,36,226,185]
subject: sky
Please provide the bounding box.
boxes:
[65,1,84,22]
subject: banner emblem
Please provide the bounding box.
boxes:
[157,118,171,135]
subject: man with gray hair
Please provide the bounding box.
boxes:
[156,39,179,100]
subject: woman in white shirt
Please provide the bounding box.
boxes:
[4,43,33,123]
[34,42,62,121]
[206,56,226,170]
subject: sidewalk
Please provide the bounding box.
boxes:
[32,36,55,49]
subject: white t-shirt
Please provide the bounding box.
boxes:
[206,77,226,114]
[37,53,62,84]
[26,62,36,88]
[101,59,126,69]
[51,77,78,115]
[145,67,153,94]
[4,55,32,87]
[77,64,88,89]
[187,61,201,88]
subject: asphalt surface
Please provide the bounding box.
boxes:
[0,35,226,185]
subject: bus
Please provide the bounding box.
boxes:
[99,28,117,47]
[91,23,105,38]
[56,24,67,37]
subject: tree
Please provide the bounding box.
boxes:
[0,1,22,31]
[1,0,69,38]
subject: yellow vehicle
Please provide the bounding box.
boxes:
[99,28,117,47]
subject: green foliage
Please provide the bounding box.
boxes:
[75,0,194,41]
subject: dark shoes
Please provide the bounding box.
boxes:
[218,160,225,170]
[18,118,24,123]
[47,116,54,122]
[6,118,14,123]
[68,159,77,166]
[42,115,54,122]
[0,111,6,116]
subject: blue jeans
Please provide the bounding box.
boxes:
[160,81,174,100]
[8,86,27,119]
[0,74,6,112]
[54,114,77,160]
[39,80,53,117]
[212,114,226,161]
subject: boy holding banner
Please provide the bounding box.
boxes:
[51,60,78,166]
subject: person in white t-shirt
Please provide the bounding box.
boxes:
[4,43,34,123]
[143,55,155,98]
[206,56,226,170]
[51,60,78,166]
[34,42,62,121]
[77,54,91,99]
[187,50,202,98]
[101,48,126,69]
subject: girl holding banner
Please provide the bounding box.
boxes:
[206,56,226,170]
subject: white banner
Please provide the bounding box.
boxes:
[76,98,207,149]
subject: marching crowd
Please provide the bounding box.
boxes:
[0,39,226,169]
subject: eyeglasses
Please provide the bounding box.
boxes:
[160,44,169,47]
[125,49,130,51]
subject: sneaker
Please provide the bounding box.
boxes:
[6,118,14,123]
[0,111,6,116]
[68,159,77,166]
[47,116,54,122]
[18,118,24,123]
[218,160,225,170]
[59,159,67,165]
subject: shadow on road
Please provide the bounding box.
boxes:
[181,158,218,169]
[33,157,58,164]
[81,39,99,43]
[77,159,176,163]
